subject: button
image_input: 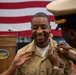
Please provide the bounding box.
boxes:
[59,64,64,68]
[41,68,44,72]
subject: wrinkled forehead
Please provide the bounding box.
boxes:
[31,17,50,25]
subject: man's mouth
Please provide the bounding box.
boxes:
[36,36,44,39]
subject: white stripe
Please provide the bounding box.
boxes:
[0,8,53,17]
[51,22,57,29]
[0,0,53,3]
[0,22,31,31]
[0,22,56,31]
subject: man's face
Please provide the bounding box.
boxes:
[61,27,76,48]
[31,17,51,44]
[62,28,70,42]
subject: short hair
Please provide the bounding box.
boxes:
[31,12,50,25]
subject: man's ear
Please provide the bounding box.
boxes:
[49,25,51,29]
[69,29,76,40]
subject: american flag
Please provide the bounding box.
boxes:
[0,0,61,36]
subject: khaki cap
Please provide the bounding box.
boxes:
[46,0,76,30]
[46,0,76,16]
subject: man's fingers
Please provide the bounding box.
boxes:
[19,52,32,57]
[57,43,65,46]
[49,47,55,54]
[25,52,32,57]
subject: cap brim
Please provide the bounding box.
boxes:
[46,0,76,16]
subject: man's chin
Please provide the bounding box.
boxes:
[35,40,44,44]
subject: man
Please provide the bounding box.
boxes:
[46,0,76,48]
[1,12,74,75]
[46,0,76,75]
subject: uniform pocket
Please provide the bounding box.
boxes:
[28,67,37,75]
[22,68,36,75]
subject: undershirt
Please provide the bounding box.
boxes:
[36,44,49,57]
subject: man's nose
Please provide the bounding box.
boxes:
[37,27,43,33]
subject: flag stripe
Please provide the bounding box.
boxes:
[0,22,57,31]
[0,8,53,17]
[0,16,55,23]
[0,30,61,36]
[1,22,57,31]
[20,30,61,36]
[0,0,53,3]
[0,1,50,9]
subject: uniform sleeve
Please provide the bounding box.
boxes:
[64,60,75,75]
[50,38,57,47]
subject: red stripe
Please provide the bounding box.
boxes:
[51,30,62,36]
[0,1,50,9]
[74,64,76,70]
[20,30,62,36]
[0,32,18,36]
[0,16,55,23]
[0,30,61,36]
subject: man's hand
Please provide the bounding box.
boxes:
[48,47,60,66]
[12,52,32,68]
[57,43,76,63]
[57,43,72,54]
[0,52,32,75]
